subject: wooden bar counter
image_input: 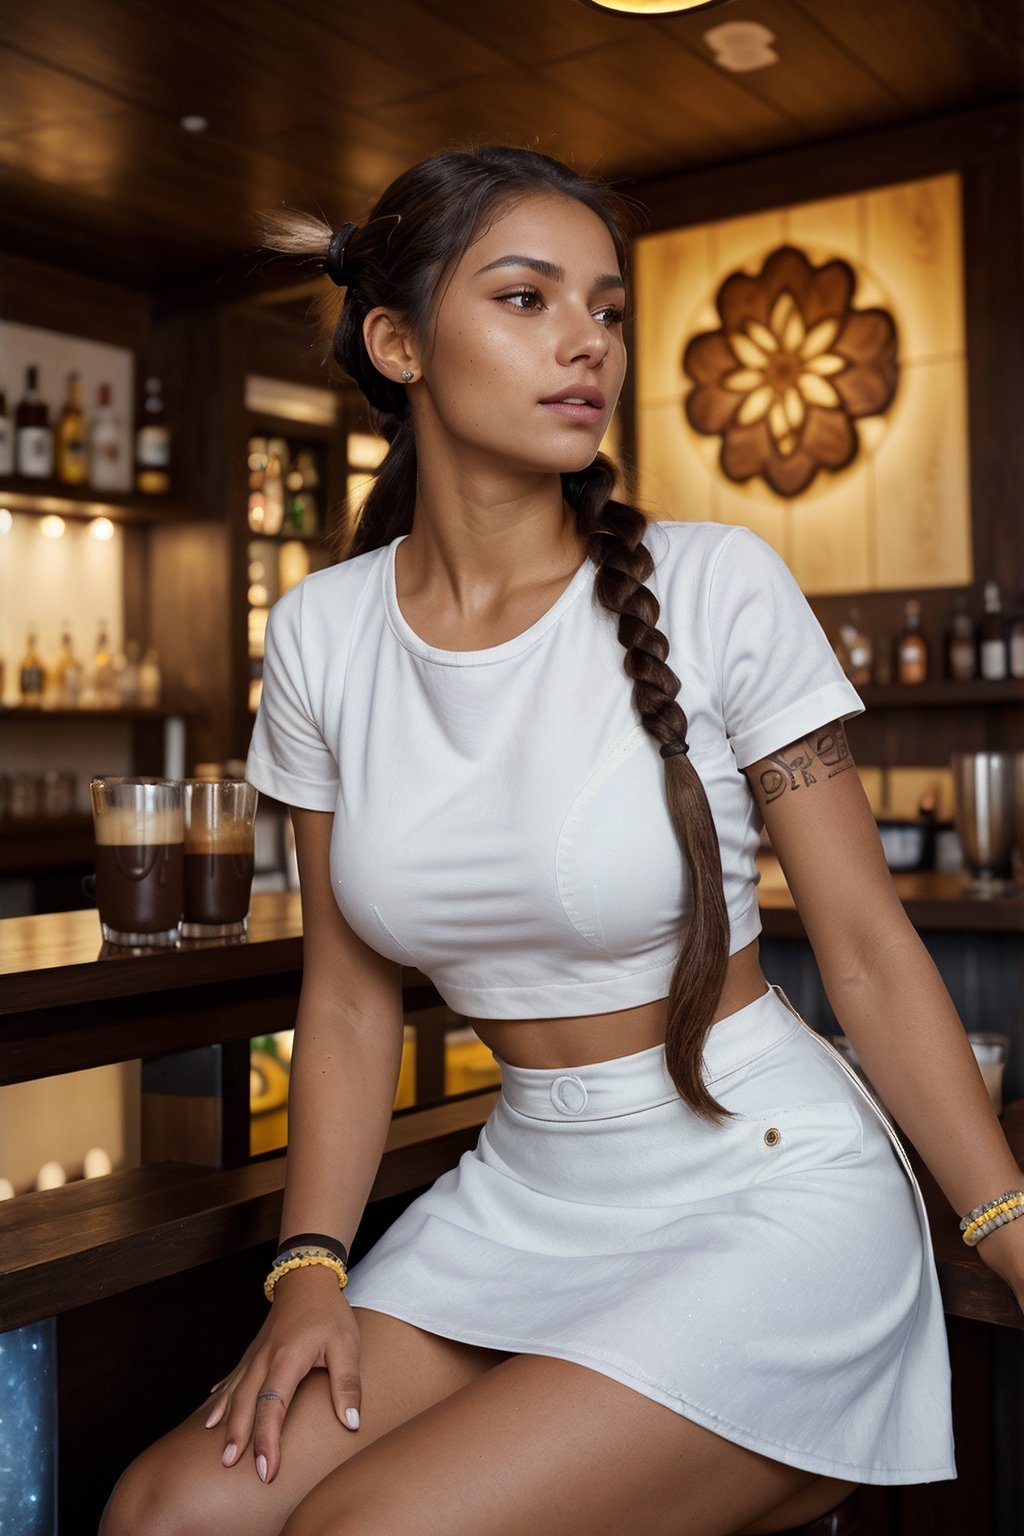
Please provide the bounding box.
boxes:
[2,886,1022,1332]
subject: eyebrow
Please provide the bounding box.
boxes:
[474,255,625,291]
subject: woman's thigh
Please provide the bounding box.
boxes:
[281,1353,854,1536]
[99,1309,508,1536]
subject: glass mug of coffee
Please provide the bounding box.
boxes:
[182,780,258,939]
[90,777,184,947]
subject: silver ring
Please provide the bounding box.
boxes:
[256,1391,283,1403]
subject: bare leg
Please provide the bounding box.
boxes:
[99,1309,508,1536]
[280,1353,856,1536]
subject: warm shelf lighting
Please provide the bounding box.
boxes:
[89,516,116,541]
[580,0,732,13]
[0,508,12,534]
[39,514,66,540]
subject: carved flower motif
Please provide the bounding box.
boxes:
[683,245,898,498]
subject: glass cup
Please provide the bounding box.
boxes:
[968,1032,1010,1116]
[90,777,184,947]
[181,780,258,939]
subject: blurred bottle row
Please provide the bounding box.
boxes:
[836,582,1024,686]
[0,366,170,495]
[6,622,162,709]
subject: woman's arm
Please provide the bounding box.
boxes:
[747,722,1024,1307]
[207,806,405,1481]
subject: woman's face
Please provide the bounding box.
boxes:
[414,192,627,476]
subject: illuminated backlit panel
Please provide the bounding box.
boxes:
[634,174,970,594]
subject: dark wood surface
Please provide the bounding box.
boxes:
[2,1,1020,289]
[0,1090,500,1331]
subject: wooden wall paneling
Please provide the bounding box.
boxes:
[0,249,149,348]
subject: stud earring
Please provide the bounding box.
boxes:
[401,369,414,383]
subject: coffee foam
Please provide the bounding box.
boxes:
[93,807,183,846]
[184,825,254,855]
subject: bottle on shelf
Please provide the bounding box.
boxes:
[0,385,13,477]
[1010,590,1024,681]
[945,595,977,682]
[56,372,88,486]
[90,620,117,706]
[135,377,171,495]
[897,599,928,684]
[837,607,872,687]
[15,366,54,479]
[979,581,1008,682]
[88,383,125,493]
[287,449,320,536]
[54,623,84,706]
[19,628,46,706]
[262,438,287,535]
[117,639,141,705]
[138,647,162,708]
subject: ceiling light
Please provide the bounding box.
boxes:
[581,0,732,13]
[704,20,778,70]
[89,516,116,541]
[180,114,209,133]
[0,508,12,533]
[40,514,66,539]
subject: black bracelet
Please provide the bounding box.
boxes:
[277,1232,349,1266]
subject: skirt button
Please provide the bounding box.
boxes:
[551,1075,588,1115]
[763,1126,781,1147]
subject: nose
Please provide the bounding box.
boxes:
[557,306,611,369]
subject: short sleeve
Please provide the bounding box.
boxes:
[708,527,864,769]
[246,583,340,810]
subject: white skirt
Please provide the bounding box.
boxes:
[345,986,956,1485]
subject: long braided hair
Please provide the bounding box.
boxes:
[263,146,730,1120]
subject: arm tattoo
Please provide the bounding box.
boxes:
[757,722,855,804]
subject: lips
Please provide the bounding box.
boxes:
[540,386,606,409]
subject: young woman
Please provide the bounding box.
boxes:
[103,146,1024,1536]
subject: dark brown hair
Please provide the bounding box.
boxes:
[264,146,730,1119]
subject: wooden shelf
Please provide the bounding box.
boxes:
[858,679,1024,708]
[0,478,200,523]
[0,704,195,723]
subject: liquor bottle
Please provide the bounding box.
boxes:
[1009,591,1024,681]
[135,377,171,495]
[262,439,287,535]
[0,386,13,476]
[19,629,46,706]
[138,648,162,707]
[117,639,141,705]
[88,383,124,492]
[897,599,928,684]
[54,623,84,705]
[56,372,88,486]
[945,596,976,682]
[15,366,54,479]
[838,607,872,687]
[91,620,117,705]
[979,581,1008,681]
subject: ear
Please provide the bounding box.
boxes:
[363,308,418,384]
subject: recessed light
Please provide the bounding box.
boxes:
[180,114,209,134]
[704,20,778,71]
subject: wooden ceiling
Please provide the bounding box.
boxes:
[1,0,1022,293]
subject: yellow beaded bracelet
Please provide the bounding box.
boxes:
[264,1251,349,1302]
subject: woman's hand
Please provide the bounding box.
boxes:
[973,1212,1024,1319]
[204,1265,362,1483]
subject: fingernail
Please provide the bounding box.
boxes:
[222,1443,238,1467]
[204,1410,217,1429]
[345,1408,360,1430]
[256,1455,268,1483]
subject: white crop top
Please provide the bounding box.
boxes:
[246,521,862,1019]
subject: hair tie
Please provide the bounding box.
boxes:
[324,222,359,287]
[660,740,689,759]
